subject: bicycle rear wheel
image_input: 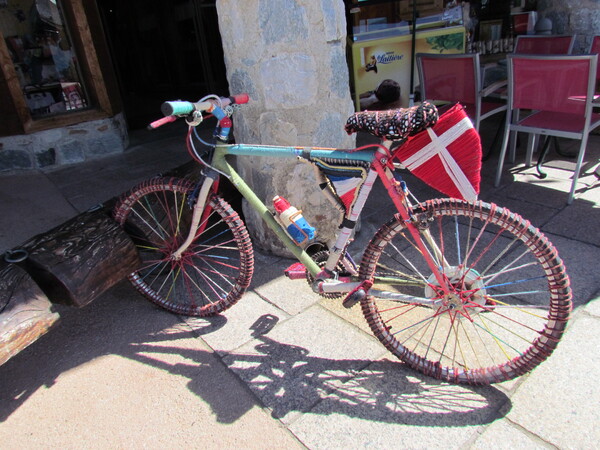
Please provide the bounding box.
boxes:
[113,177,254,316]
[359,198,571,385]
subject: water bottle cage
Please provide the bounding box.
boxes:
[288,209,310,242]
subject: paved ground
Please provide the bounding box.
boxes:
[1,116,599,448]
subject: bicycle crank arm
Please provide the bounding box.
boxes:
[368,289,442,308]
[315,279,359,295]
[317,278,442,309]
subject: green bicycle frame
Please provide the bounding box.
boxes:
[210,141,378,278]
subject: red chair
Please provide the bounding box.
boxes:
[508,35,576,167]
[513,35,575,54]
[589,36,600,94]
[590,35,600,54]
[495,54,600,204]
[416,52,507,132]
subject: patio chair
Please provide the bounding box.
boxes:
[513,35,575,54]
[494,54,600,204]
[590,36,600,95]
[416,52,507,132]
[508,35,577,169]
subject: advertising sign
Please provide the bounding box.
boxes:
[351,26,466,110]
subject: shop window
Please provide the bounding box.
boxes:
[1,0,89,119]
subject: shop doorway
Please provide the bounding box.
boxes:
[97,0,228,129]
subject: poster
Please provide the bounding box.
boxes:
[351,26,466,110]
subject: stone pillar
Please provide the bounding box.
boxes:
[537,0,600,52]
[216,0,356,256]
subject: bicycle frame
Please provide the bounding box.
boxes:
[173,136,450,298]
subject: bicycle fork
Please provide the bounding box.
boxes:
[171,170,219,261]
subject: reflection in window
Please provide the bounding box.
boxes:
[1,0,88,118]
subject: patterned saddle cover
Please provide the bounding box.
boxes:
[344,101,438,141]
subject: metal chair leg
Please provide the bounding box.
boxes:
[535,135,553,179]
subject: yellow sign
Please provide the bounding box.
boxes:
[351,26,466,109]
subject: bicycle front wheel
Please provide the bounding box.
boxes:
[113,177,254,316]
[359,198,571,385]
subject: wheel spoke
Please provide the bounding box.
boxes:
[114,178,253,316]
[359,199,571,384]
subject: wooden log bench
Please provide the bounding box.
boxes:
[0,262,60,366]
[19,208,141,307]
[0,161,205,365]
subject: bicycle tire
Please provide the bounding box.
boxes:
[113,177,254,316]
[359,198,571,385]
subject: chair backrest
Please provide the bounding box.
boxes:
[416,53,479,105]
[508,54,598,116]
[589,36,600,82]
[513,35,575,54]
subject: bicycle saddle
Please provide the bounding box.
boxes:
[344,101,438,141]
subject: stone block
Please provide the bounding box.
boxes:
[0,150,32,172]
[258,0,308,45]
[59,140,86,164]
[35,148,56,168]
[329,43,351,98]
[321,0,345,42]
[261,53,318,109]
[86,134,125,158]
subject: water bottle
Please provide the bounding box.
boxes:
[273,196,315,245]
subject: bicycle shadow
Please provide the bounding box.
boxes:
[189,314,511,425]
[0,285,511,428]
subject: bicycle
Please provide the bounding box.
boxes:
[113,93,572,385]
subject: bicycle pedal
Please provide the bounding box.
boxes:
[284,262,307,280]
[342,288,366,309]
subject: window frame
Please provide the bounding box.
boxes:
[0,0,120,137]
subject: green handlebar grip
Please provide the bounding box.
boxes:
[161,101,194,117]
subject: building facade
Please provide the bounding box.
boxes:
[0,0,598,172]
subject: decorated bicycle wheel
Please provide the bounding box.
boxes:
[359,198,571,385]
[113,177,254,316]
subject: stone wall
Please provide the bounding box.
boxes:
[0,113,128,173]
[216,0,356,256]
[537,0,600,52]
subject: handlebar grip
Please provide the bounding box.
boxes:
[161,101,194,117]
[231,93,249,105]
[161,95,249,117]
[148,115,177,130]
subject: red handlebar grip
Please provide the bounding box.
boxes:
[232,93,249,105]
[148,115,177,130]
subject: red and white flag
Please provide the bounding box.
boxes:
[395,104,482,201]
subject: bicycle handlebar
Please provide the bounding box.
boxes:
[160,93,249,117]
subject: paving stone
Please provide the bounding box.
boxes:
[252,254,321,316]
[288,360,509,449]
[182,290,290,355]
[542,201,600,247]
[0,172,76,252]
[543,233,600,307]
[583,295,600,317]
[504,315,600,449]
[221,304,387,423]
[0,283,303,448]
[471,419,549,449]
